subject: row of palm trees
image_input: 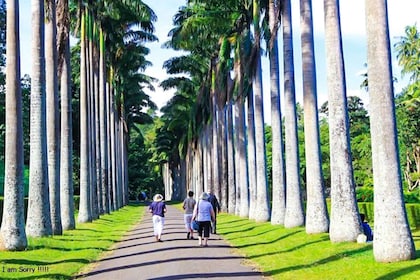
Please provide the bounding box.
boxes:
[159,0,415,262]
[0,0,157,251]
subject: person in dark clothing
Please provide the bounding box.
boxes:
[360,213,373,242]
[207,189,220,234]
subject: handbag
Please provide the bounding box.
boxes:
[191,200,200,231]
[191,220,199,231]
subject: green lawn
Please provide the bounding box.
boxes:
[0,202,419,279]
[0,203,144,280]
[217,212,420,280]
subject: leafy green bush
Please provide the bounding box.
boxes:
[404,190,420,203]
[356,186,420,203]
[356,187,373,202]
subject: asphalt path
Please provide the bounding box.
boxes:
[75,204,265,280]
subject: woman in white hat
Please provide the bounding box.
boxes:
[192,192,215,247]
[149,194,166,242]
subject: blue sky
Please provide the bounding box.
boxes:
[18,0,419,121]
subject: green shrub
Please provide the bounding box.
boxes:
[358,202,374,222]
[356,187,373,202]
[356,186,420,203]
[404,190,420,203]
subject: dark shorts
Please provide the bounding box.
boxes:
[197,221,211,237]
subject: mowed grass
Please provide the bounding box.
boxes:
[1,202,419,279]
[217,212,420,280]
[0,203,145,280]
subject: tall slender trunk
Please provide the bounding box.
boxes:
[59,31,75,230]
[78,10,92,223]
[26,0,53,237]
[211,59,221,198]
[325,0,360,241]
[219,106,228,211]
[269,0,286,225]
[226,102,236,214]
[99,29,109,214]
[57,0,75,231]
[247,89,257,219]
[46,0,62,235]
[252,0,270,222]
[282,0,304,228]
[365,0,415,262]
[93,37,102,215]
[0,0,28,250]
[300,0,328,232]
[88,17,98,220]
[238,98,249,218]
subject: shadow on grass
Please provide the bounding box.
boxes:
[25,244,114,252]
[375,264,420,280]
[222,225,259,234]
[234,230,303,249]
[1,258,90,266]
[5,273,71,280]
[265,246,372,277]
[248,236,331,259]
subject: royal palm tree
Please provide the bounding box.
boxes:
[46,0,62,235]
[299,0,328,232]
[78,9,92,223]
[365,0,415,262]
[268,0,286,225]
[98,27,109,214]
[282,0,304,228]
[324,0,361,241]
[26,0,53,237]
[0,0,27,250]
[251,0,270,222]
[57,0,75,230]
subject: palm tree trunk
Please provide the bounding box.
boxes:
[99,28,109,214]
[365,0,415,262]
[57,0,75,231]
[300,0,328,232]
[324,0,361,241]
[269,0,286,225]
[88,17,99,219]
[247,89,257,220]
[78,9,92,223]
[218,106,228,211]
[0,0,28,250]
[226,102,236,214]
[238,98,249,218]
[46,0,62,235]
[282,0,305,229]
[59,31,75,230]
[252,0,270,222]
[26,0,53,237]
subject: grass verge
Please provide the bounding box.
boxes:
[1,202,419,279]
[0,203,144,280]
[217,212,420,280]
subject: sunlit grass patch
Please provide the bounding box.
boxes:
[217,211,420,280]
[0,203,145,279]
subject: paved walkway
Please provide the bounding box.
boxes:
[76,205,265,280]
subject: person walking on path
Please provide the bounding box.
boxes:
[77,204,264,280]
[183,190,196,239]
[207,188,221,234]
[148,194,166,242]
[192,192,215,247]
